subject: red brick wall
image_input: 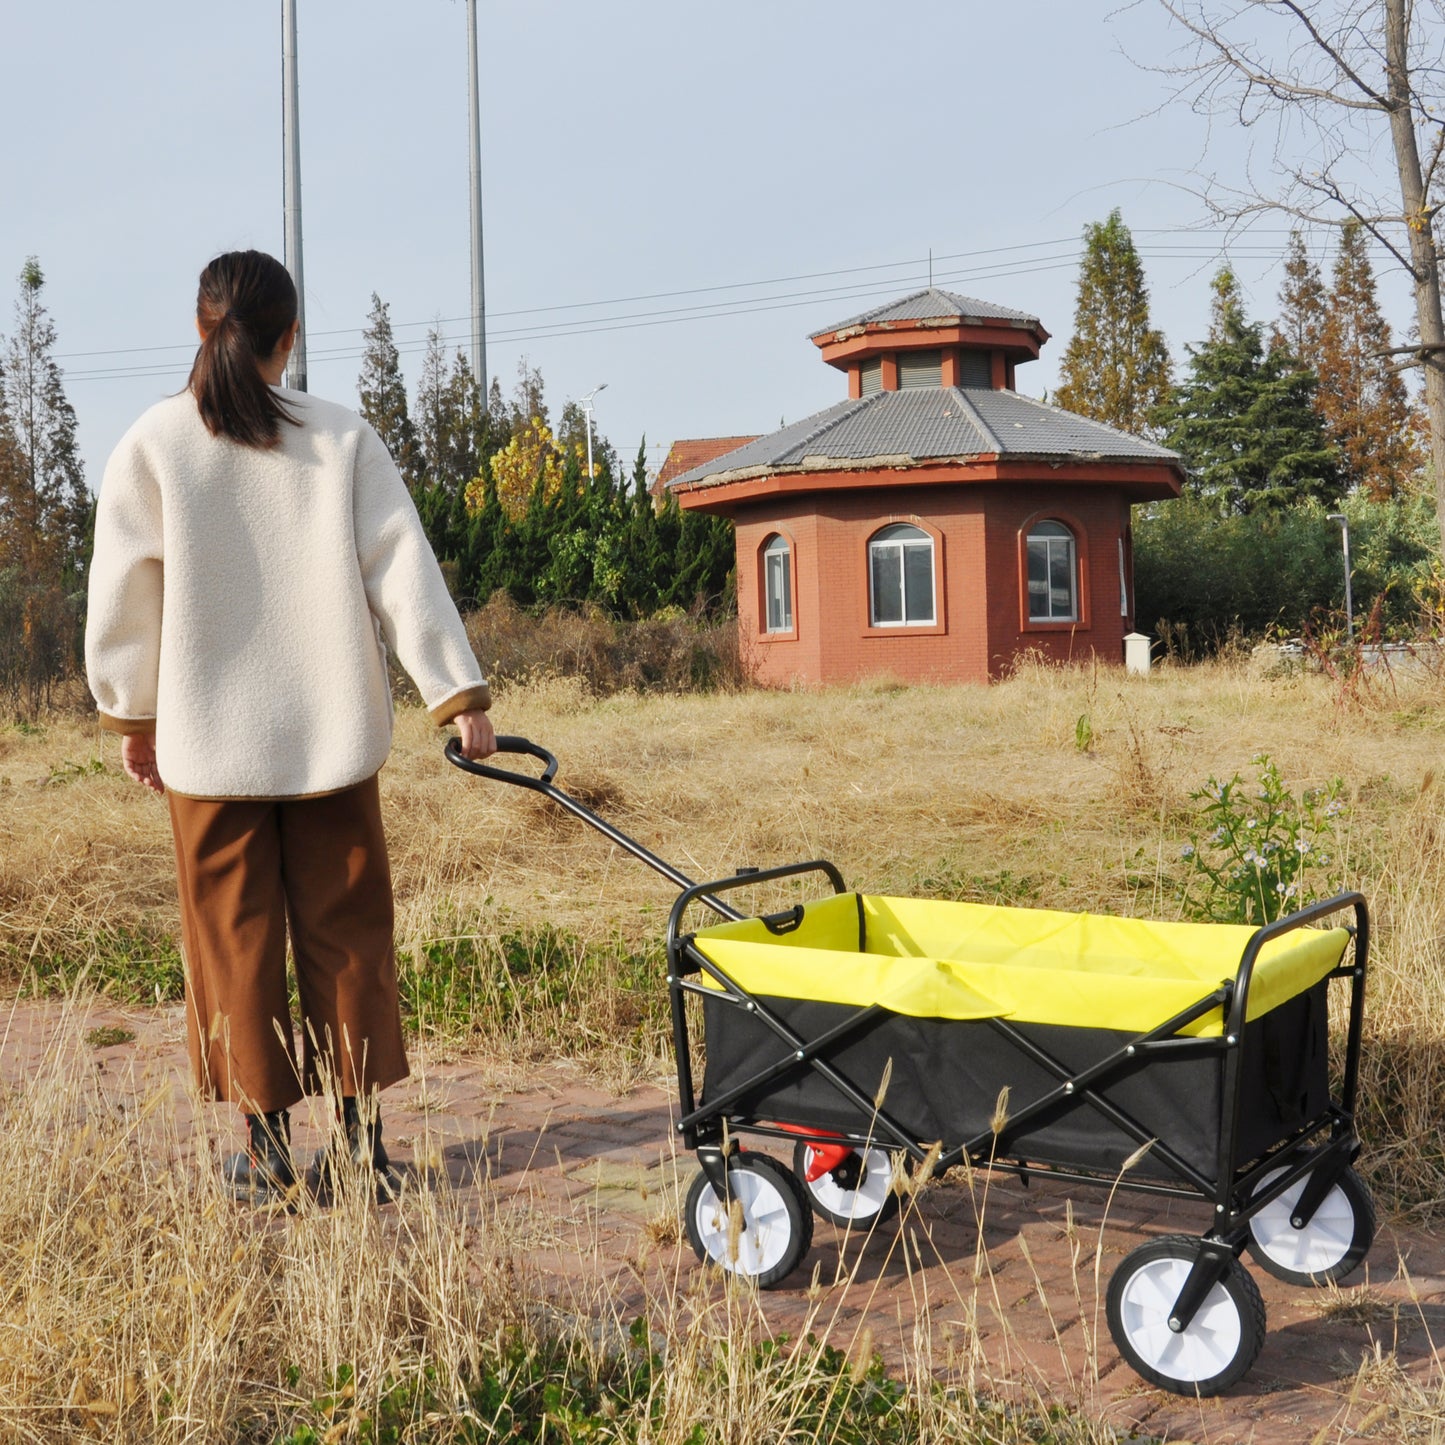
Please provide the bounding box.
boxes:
[731,482,1135,687]
[981,484,1132,677]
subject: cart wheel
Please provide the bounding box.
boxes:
[1106,1235,1265,1396]
[791,1140,902,1229]
[684,1152,813,1289]
[1246,1164,1375,1287]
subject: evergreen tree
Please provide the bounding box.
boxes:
[507,359,549,434]
[442,349,484,493]
[1157,269,1341,515]
[414,328,454,493]
[1054,210,1172,436]
[0,258,87,579]
[357,293,416,484]
[1274,231,1327,362]
[1316,222,1417,500]
[0,259,87,713]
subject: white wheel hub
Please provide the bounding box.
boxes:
[1250,1168,1355,1275]
[806,1146,892,1221]
[1115,1255,1242,1383]
[691,1168,794,1276]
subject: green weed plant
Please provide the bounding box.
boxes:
[1180,754,1346,925]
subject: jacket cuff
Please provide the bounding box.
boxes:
[429,682,492,725]
[99,712,157,736]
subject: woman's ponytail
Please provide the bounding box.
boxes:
[187,251,300,449]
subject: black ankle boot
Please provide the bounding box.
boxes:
[314,1096,398,1201]
[224,1109,297,1205]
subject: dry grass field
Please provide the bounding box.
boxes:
[2,655,1444,1439]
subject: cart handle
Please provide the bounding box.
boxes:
[445,735,558,789]
[444,735,742,921]
[666,858,847,956]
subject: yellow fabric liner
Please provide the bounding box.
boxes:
[692,894,1350,1037]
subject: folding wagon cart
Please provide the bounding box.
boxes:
[448,738,1374,1397]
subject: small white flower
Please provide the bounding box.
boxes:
[1295,839,1311,855]
[1212,826,1228,844]
[1180,844,1195,859]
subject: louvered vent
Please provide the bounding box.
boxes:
[897,349,942,389]
[957,350,992,388]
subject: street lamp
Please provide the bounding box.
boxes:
[579,384,607,479]
[1327,513,1354,642]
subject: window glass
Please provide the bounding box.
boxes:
[869,524,934,626]
[1026,521,1076,622]
[871,547,903,624]
[763,534,792,633]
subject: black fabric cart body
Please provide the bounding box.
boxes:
[449,738,1373,1397]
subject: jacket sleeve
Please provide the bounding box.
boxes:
[85,441,164,734]
[353,423,490,723]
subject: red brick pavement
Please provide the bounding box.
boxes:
[6,997,1441,1444]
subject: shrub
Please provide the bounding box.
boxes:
[1179,754,1347,924]
[1135,490,1440,656]
[460,591,747,697]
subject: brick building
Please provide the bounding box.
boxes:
[663,288,1183,686]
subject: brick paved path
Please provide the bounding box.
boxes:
[7,998,1441,1444]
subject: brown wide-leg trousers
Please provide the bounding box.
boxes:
[167,775,409,1114]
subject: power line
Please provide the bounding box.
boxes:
[58,228,1406,384]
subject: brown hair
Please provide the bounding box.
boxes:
[187,250,300,448]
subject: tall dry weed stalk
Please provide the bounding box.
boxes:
[1353,771,1445,1216]
[0,994,531,1442]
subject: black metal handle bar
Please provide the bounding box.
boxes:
[1227,891,1368,1042]
[1217,889,1369,1220]
[445,735,743,922]
[666,859,847,956]
[445,734,559,789]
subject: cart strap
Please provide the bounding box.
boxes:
[691,893,1350,1035]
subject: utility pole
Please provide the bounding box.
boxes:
[466,0,487,395]
[282,0,308,391]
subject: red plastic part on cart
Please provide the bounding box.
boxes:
[772,1123,856,1180]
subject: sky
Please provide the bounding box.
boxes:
[0,1,1420,487]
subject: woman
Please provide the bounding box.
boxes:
[86,250,496,1203]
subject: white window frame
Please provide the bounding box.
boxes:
[762,533,793,634]
[868,523,935,627]
[1026,521,1078,623]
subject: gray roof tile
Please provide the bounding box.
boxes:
[813,287,1041,337]
[665,387,1177,488]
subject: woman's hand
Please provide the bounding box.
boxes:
[120,732,166,795]
[453,708,497,761]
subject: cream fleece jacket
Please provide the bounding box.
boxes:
[85,387,490,799]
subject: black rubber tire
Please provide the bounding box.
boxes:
[1245,1164,1376,1287]
[684,1152,813,1289]
[1106,1234,1266,1396]
[791,1140,903,1229]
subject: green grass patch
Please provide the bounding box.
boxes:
[275,1321,1094,1445]
[398,918,670,1061]
[18,923,184,1003]
[84,1025,135,1049]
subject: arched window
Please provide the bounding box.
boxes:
[869,523,934,626]
[762,533,793,633]
[1026,521,1077,622]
